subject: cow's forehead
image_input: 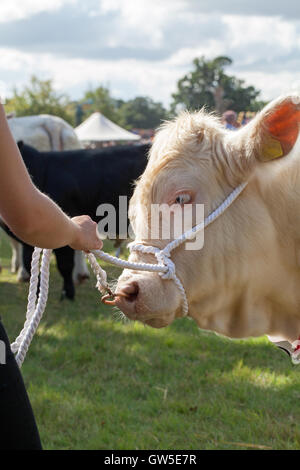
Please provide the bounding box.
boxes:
[134,113,225,206]
[144,112,224,178]
[149,111,225,164]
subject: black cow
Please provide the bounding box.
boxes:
[1,142,149,299]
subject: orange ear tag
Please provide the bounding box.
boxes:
[260,136,283,162]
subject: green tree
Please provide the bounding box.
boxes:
[79,86,121,125]
[118,96,167,129]
[171,56,265,115]
[5,76,74,124]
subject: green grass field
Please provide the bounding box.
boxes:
[0,232,300,450]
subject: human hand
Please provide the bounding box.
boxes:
[69,215,103,252]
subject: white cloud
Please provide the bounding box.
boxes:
[2,44,298,108]
[0,2,300,108]
[0,48,35,70]
[166,41,226,67]
[223,14,300,53]
[98,0,186,49]
[0,46,185,105]
[234,70,300,101]
[0,0,76,23]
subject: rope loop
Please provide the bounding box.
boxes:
[12,248,51,368]
[155,252,176,280]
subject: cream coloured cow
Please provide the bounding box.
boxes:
[4,114,89,283]
[7,114,80,151]
[113,94,300,350]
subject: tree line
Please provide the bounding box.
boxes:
[4,56,267,130]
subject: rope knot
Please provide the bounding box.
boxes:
[130,242,176,280]
[155,252,176,280]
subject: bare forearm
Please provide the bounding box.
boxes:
[3,189,80,248]
[0,105,76,247]
[0,104,101,251]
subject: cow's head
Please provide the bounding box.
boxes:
[113,95,300,340]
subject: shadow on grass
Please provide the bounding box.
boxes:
[1,240,300,449]
[0,270,297,376]
[21,309,300,450]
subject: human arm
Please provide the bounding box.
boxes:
[0,103,102,251]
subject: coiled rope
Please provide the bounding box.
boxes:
[11,182,251,367]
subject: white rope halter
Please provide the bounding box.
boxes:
[11,182,249,367]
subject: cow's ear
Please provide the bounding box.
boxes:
[17,140,24,150]
[253,96,300,163]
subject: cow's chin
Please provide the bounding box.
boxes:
[144,317,172,328]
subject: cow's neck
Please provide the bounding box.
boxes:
[189,278,300,343]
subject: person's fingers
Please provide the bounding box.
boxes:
[70,215,103,251]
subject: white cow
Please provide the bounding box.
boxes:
[5,114,89,283]
[7,114,80,151]
[113,94,300,353]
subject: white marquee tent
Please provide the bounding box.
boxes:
[75,112,141,143]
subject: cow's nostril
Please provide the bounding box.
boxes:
[118,282,139,303]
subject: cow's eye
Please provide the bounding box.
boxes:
[175,193,191,205]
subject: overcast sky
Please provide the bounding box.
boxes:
[0,0,299,107]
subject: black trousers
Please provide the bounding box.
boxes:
[0,320,42,450]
